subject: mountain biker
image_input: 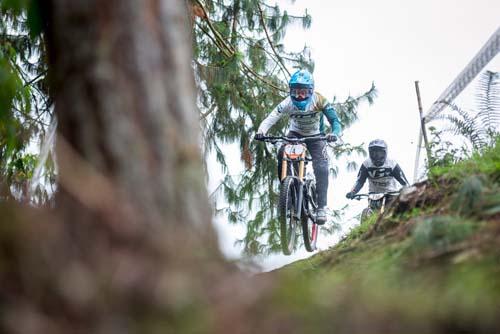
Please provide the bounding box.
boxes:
[345,139,409,204]
[255,69,342,225]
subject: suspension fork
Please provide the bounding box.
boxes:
[294,153,306,219]
[381,196,386,214]
[281,159,288,181]
[295,181,304,220]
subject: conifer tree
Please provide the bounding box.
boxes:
[0,1,52,202]
[191,0,377,254]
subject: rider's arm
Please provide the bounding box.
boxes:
[257,101,287,134]
[351,164,368,194]
[392,164,409,186]
[323,103,342,135]
[315,93,342,135]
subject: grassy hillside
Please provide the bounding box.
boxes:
[265,138,500,333]
[1,141,498,333]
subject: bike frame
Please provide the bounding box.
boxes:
[281,142,306,221]
[258,135,331,224]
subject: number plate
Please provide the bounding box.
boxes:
[284,144,305,159]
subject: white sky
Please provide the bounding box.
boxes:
[209,0,500,271]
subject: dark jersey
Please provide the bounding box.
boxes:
[351,158,409,193]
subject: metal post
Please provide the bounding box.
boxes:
[413,131,423,182]
[414,81,432,167]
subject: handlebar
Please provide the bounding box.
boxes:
[255,135,336,143]
[351,191,400,200]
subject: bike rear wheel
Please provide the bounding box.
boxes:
[302,179,318,252]
[279,176,299,255]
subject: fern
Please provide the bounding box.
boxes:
[438,71,500,153]
[476,71,500,134]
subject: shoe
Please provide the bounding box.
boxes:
[316,207,327,225]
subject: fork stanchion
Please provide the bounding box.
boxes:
[281,160,287,181]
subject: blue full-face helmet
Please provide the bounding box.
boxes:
[289,70,314,110]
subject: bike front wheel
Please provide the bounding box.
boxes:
[302,179,318,252]
[360,207,373,223]
[279,176,299,255]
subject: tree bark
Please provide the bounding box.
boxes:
[0,1,234,333]
[44,0,213,232]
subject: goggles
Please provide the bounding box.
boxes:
[290,87,313,100]
[369,149,386,161]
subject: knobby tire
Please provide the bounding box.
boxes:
[360,207,372,224]
[302,179,318,252]
[279,176,298,255]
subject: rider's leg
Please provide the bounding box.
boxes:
[313,159,329,207]
[308,140,328,207]
[308,139,329,224]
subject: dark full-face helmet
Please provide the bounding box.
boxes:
[289,69,314,110]
[368,139,387,167]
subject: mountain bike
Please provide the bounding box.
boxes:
[256,135,333,255]
[351,191,400,223]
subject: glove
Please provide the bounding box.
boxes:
[345,191,355,199]
[254,133,264,141]
[326,134,337,142]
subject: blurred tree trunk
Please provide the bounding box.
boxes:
[0,1,235,333]
[43,0,215,238]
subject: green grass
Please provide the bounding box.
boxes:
[338,212,378,246]
[430,137,500,181]
[407,215,479,252]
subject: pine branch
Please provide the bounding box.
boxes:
[194,0,287,93]
[12,105,49,128]
[194,0,235,55]
[194,20,232,58]
[259,3,308,21]
[229,0,240,46]
[199,103,217,120]
[23,69,47,87]
[257,2,290,78]
[238,34,283,69]
[239,60,287,93]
